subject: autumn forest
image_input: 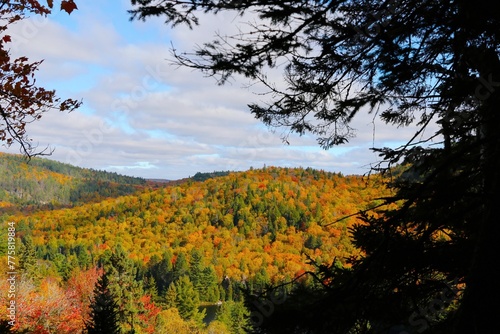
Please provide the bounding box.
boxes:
[0,152,391,333]
[2,0,500,332]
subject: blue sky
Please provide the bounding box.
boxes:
[1,1,426,180]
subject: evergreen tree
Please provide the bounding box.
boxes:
[19,235,40,282]
[201,266,220,303]
[103,246,145,333]
[130,1,500,332]
[221,276,233,302]
[75,244,92,269]
[85,271,120,334]
[146,251,174,296]
[144,276,159,303]
[188,249,204,296]
[165,283,178,309]
[215,301,251,334]
[174,275,206,324]
[173,252,189,282]
[188,249,220,302]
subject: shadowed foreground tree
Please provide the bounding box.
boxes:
[85,271,120,334]
[130,0,499,333]
[0,0,81,157]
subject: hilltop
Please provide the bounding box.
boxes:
[0,152,146,213]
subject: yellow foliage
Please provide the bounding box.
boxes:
[155,308,204,334]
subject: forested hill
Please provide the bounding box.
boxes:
[9,166,390,281]
[0,152,146,212]
[2,165,392,333]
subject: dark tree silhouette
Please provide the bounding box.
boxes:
[129,1,500,333]
[85,271,120,334]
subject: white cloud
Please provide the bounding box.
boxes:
[1,2,433,180]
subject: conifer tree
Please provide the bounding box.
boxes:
[173,252,189,281]
[201,266,221,303]
[85,271,120,334]
[188,249,220,302]
[19,235,40,282]
[188,249,204,295]
[216,300,251,334]
[174,275,206,324]
[146,251,174,297]
[165,283,178,309]
[103,246,145,333]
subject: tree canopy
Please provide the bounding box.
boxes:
[129,0,500,333]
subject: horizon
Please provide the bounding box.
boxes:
[0,1,427,180]
[1,151,365,182]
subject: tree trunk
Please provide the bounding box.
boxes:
[456,60,500,333]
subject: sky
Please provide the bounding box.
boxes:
[2,1,426,180]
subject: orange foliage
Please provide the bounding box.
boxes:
[8,166,392,288]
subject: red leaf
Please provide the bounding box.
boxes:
[61,0,78,14]
[47,0,54,8]
[2,35,11,43]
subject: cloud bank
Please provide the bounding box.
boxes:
[1,1,436,179]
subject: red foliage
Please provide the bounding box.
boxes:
[61,0,78,14]
[138,295,162,334]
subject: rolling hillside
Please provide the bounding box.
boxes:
[7,165,390,281]
[1,161,393,333]
[0,152,146,212]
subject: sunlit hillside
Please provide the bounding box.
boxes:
[1,161,392,333]
[0,152,146,213]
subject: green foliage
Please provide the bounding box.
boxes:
[165,283,178,309]
[304,234,322,250]
[0,152,145,212]
[85,271,120,334]
[173,252,189,282]
[101,246,146,334]
[172,275,206,324]
[191,170,231,182]
[146,251,174,296]
[18,235,41,282]
[189,249,220,302]
[215,301,251,334]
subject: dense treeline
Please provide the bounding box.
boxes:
[1,165,391,333]
[191,170,231,182]
[11,166,389,277]
[0,153,146,212]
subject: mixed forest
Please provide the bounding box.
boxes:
[2,0,500,332]
[0,153,391,333]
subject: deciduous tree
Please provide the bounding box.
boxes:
[0,0,81,157]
